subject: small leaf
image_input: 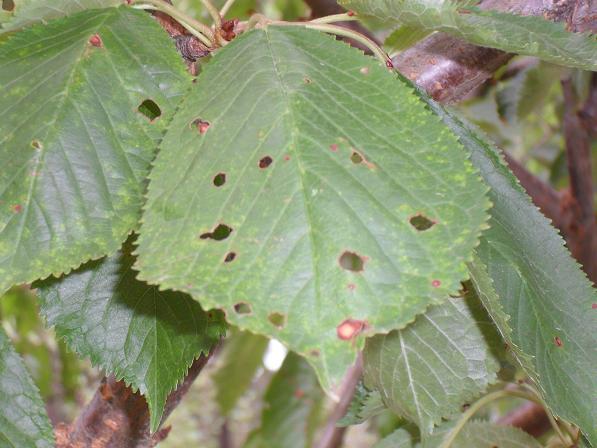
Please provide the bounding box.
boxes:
[422,98,597,444]
[363,292,501,434]
[213,329,269,416]
[0,0,122,32]
[245,352,324,448]
[374,428,418,448]
[0,7,191,295]
[0,326,54,448]
[136,26,490,391]
[341,0,597,70]
[36,244,226,432]
[338,381,386,426]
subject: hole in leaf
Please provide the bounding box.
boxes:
[193,118,210,134]
[259,156,273,169]
[339,251,365,272]
[350,151,363,164]
[336,319,365,340]
[224,252,236,263]
[2,0,14,11]
[213,172,226,187]
[31,140,42,150]
[138,99,161,121]
[200,224,233,241]
[234,302,251,314]
[268,312,285,329]
[409,214,435,231]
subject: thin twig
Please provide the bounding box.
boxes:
[314,353,363,448]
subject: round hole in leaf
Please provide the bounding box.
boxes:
[224,252,236,263]
[409,214,435,231]
[339,251,365,272]
[336,319,365,340]
[199,224,233,241]
[213,172,226,187]
[259,156,273,169]
[268,312,286,329]
[350,151,363,164]
[234,302,251,315]
[138,99,161,121]
[2,0,14,11]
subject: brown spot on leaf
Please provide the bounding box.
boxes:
[31,140,42,150]
[199,224,233,241]
[213,172,226,187]
[224,252,236,263]
[410,214,435,231]
[88,34,103,48]
[339,251,365,272]
[259,156,273,169]
[303,76,312,84]
[268,312,285,329]
[337,319,365,340]
[137,99,161,121]
[233,302,251,314]
[309,349,320,357]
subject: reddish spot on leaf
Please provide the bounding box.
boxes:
[347,283,356,291]
[88,34,103,48]
[592,303,597,309]
[193,119,210,134]
[386,59,394,69]
[347,10,355,16]
[336,319,365,340]
[294,388,305,399]
[554,336,563,347]
[284,154,291,161]
[259,156,273,169]
[12,204,22,213]
[330,143,338,152]
[431,279,441,288]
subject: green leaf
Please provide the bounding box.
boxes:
[0,326,54,448]
[423,421,542,448]
[136,26,490,390]
[341,0,597,70]
[384,26,430,53]
[245,352,324,448]
[374,428,418,448]
[422,98,597,444]
[338,381,385,426]
[35,244,226,433]
[0,0,122,33]
[213,329,269,416]
[363,292,501,434]
[0,7,191,294]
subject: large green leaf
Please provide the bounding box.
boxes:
[136,26,489,390]
[341,0,597,70]
[0,0,121,33]
[245,352,323,448]
[363,293,501,434]
[0,326,54,448]
[0,7,191,294]
[36,245,226,432]
[422,99,597,444]
[213,329,269,416]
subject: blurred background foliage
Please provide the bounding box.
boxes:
[1,0,595,446]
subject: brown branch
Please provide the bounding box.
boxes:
[314,353,363,448]
[55,350,216,448]
[560,77,597,282]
